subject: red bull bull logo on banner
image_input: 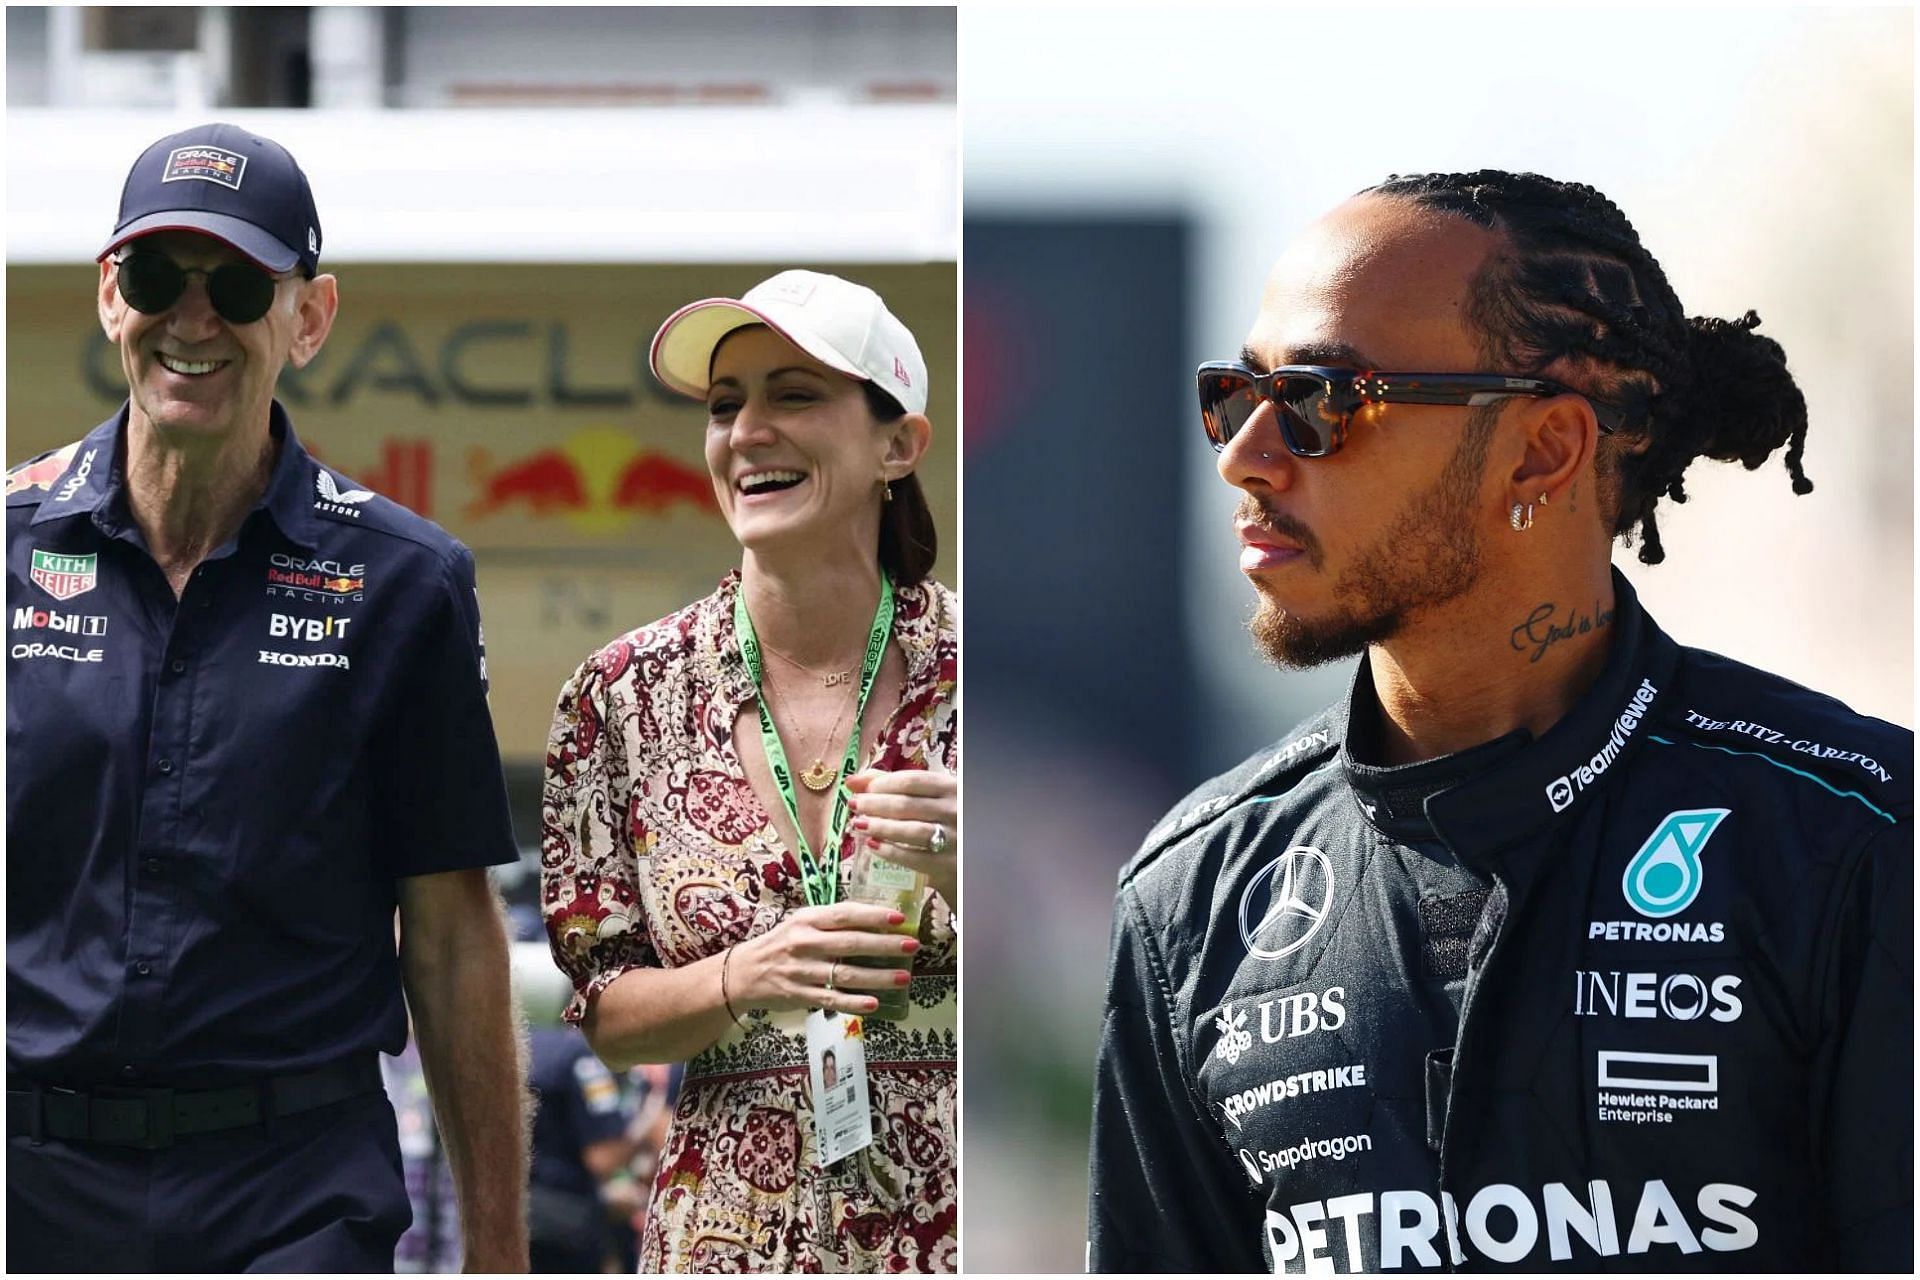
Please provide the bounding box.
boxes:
[467,428,717,534]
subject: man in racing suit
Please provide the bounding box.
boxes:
[1087,171,1912,1272]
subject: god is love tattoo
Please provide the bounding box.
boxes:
[1510,600,1615,664]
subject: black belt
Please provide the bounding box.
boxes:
[7,1057,383,1150]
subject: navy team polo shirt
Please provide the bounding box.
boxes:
[6,401,518,1087]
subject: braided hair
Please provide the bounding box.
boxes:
[1366,171,1811,564]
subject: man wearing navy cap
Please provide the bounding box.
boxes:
[6,123,530,1271]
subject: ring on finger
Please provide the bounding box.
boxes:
[929,823,949,856]
[826,959,839,993]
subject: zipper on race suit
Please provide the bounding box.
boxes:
[1431,874,1513,1272]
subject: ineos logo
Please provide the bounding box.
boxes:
[1238,848,1334,960]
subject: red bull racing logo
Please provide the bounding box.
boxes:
[266,554,366,601]
[466,428,718,533]
[163,145,247,191]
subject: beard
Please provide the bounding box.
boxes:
[1246,404,1499,669]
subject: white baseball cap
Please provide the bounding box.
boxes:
[649,269,929,415]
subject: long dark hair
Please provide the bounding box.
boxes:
[1368,170,1811,565]
[864,380,938,585]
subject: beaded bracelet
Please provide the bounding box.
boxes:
[719,943,747,1029]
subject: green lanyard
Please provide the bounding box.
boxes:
[735,575,895,908]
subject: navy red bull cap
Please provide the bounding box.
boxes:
[650,269,929,415]
[98,122,322,275]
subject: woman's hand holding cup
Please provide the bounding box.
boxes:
[732,902,919,1016]
[846,767,958,909]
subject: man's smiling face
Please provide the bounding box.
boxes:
[97,229,323,442]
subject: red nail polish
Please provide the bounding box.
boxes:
[901,938,921,954]
[894,971,911,987]
[865,836,880,848]
[852,818,869,831]
[888,911,906,925]
[866,998,881,1012]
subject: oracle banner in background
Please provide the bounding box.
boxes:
[7,261,957,760]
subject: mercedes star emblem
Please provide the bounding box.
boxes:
[1238,847,1334,959]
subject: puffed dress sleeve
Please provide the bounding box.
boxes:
[540,639,661,1025]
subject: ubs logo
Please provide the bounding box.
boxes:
[1239,848,1334,960]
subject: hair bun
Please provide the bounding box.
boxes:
[1683,310,1813,492]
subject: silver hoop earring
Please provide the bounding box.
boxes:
[1510,501,1535,532]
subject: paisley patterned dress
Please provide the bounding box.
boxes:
[541,571,957,1273]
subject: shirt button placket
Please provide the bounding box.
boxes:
[130,570,201,1077]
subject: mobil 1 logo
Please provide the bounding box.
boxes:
[13,606,106,638]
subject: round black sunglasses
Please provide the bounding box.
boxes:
[114,249,294,326]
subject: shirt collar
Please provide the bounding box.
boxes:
[39,400,323,552]
[1341,681,1530,844]
[1337,567,1682,864]
[254,402,327,550]
[27,411,123,526]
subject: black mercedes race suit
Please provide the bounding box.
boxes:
[1088,571,1911,1273]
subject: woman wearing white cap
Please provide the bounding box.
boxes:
[541,270,957,1272]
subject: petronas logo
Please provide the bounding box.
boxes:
[1622,809,1731,919]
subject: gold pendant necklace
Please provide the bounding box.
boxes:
[766,667,858,793]
[761,638,856,689]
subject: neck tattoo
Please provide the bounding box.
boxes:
[1509,600,1616,664]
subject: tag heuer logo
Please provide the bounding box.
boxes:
[30,549,98,601]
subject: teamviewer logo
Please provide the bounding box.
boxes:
[1547,776,1575,812]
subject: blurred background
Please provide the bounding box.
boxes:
[961,6,1912,1271]
[7,5,954,1270]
